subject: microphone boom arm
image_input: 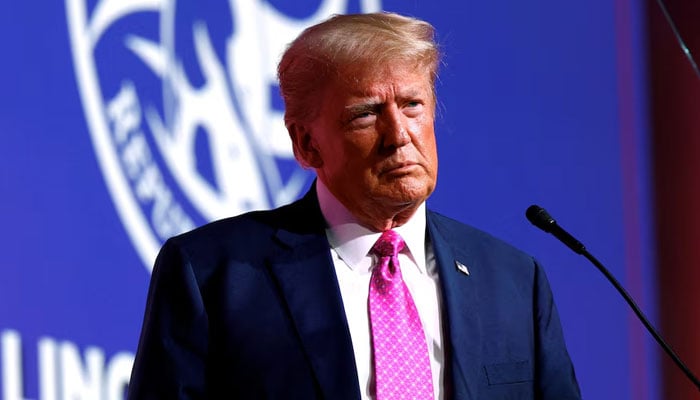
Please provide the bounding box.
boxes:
[526,205,700,391]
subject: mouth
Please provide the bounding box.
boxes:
[380,161,420,175]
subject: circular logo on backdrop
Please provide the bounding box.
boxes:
[66,0,382,271]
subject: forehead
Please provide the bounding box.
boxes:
[331,64,433,99]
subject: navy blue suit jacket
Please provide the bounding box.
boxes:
[127,188,581,399]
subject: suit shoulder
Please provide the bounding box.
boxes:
[428,210,526,251]
[169,196,321,254]
[427,209,536,267]
[168,209,274,254]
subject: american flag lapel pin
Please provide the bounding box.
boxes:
[455,260,470,276]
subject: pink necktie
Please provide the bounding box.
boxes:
[369,230,434,400]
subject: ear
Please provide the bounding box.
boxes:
[288,122,323,169]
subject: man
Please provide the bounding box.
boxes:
[127,12,581,399]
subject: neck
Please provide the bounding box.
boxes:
[352,204,421,232]
[316,180,424,232]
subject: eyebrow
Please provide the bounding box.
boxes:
[343,87,427,115]
[345,102,381,115]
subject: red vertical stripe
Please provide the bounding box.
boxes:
[615,0,649,400]
[615,0,650,398]
[647,0,700,398]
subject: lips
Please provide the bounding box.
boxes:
[379,161,420,175]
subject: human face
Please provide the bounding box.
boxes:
[294,65,438,230]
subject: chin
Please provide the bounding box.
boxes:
[379,182,434,205]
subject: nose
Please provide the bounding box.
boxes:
[380,106,411,149]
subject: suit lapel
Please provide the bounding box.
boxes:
[263,192,484,399]
[265,188,361,400]
[428,212,482,400]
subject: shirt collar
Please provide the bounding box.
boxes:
[316,179,427,274]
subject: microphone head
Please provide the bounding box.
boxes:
[526,205,556,233]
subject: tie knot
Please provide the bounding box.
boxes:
[372,230,406,258]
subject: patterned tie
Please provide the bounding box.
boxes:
[369,230,434,400]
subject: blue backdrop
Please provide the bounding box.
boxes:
[0,0,656,399]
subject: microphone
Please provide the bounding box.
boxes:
[526,205,700,391]
[525,206,585,254]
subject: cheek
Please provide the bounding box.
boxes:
[425,140,439,173]
[414,121,437,153]
[418,131,439,175]
[343,133,381,159]
[324,139,373,173]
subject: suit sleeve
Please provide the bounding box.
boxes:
[532,258,582,399]
[127,239,209,400]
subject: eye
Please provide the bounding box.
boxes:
[403,100,423,115]
[345,110,376,129]
[352,111,373,120]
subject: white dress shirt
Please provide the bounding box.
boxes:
[316,180,445,400]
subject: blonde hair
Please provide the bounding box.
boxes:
[277,12,440,126]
